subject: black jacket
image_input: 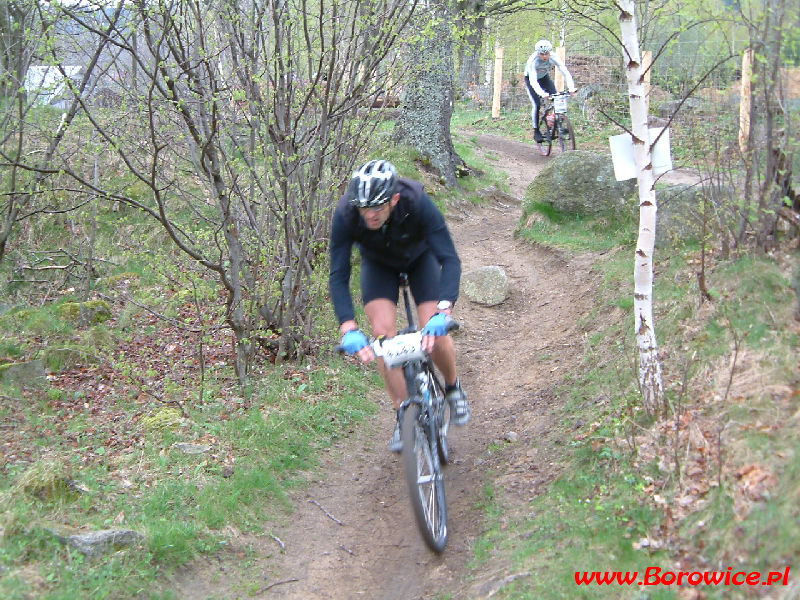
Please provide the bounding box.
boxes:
[329,178,461,324]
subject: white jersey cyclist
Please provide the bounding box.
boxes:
[523,39,577,145]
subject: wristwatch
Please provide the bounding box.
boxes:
[437,300,452,311]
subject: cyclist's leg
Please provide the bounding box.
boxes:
[409,252,470,425]
[524,75,543,142]
[364,299,407,408]
[361,257,406,409]
[407,252,458,387]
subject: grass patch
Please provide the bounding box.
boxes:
[471,219,798,599]
[0,357,376,599]
[517,200,637,253]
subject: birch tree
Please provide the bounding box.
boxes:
[617,0,663,415]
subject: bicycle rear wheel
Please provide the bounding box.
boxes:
[558,114,576,152]
[402,404,448,553]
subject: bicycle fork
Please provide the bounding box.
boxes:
[404,369,443,470]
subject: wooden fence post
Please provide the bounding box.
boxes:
[739,49,753,155]
[555,46,566,91]
[492,44,503,118]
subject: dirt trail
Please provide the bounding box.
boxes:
[171,135,601,599]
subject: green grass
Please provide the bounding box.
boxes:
[489,471,674,599]
[472,194,798,599]
[517,202,637,252]
[0,358,377,599]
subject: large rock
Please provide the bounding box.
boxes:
[56,529,145,558]
[656,184,702,248]
[522,150,636,221]
[55,300,112,326]
[0,359,46,386]
[656,183,738,249]
[461,266,509,306]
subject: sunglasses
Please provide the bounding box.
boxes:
[358,203,390,214]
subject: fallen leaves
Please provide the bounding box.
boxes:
[735,463,777,502]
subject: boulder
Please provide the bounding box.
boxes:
[59,529,145,558]
[655,183,738,249]
[55,300,112,326]
[461,266,509,306]
[655,184,703,248]
[0,359,46,386]
[522,150,636,221]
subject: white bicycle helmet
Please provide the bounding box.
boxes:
[348,159,398,208]
[535,39,553,54]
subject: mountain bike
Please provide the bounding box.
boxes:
[537,91,576,156]
[338,273,457,552]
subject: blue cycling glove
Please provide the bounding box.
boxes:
[422,312,448,337]
[341,329,368,354]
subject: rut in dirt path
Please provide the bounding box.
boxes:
[170,134,601,600]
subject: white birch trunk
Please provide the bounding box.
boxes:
[618,0,664,415]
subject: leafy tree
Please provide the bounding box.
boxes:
[46,0,417,386]
[0,1,119,266]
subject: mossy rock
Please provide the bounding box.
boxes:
[522,150,637,222]
[140,407,184,433]
[655,183,738,249]
[43,346,97,372]
[105,272,141,288]
[13,458,79,502]
[55,300,112,326]
[0,359,46,386]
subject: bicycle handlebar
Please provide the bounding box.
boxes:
[334,317,460,369]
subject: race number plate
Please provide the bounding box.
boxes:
[376,334,426,369]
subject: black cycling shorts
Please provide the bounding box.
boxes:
[360,250,440,306]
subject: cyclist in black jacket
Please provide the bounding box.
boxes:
[330,159,471,452]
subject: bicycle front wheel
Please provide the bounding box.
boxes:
[423,362,450,465]
[558,114,576,152]
[537,110,553,156]
[402,404,448,553]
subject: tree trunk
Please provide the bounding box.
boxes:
[394,0,465,187]
[618,0,664,416]
[455,0,485,93]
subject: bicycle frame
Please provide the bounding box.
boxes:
[395,273,452,552]
[337,272,453,552]
[538,91,576,155]
[391,275,447,463]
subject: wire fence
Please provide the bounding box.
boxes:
[462,42,800,155]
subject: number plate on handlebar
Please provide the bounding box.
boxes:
[554,95,568,114]
[374,333,426,369]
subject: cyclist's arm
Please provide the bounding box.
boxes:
[550,53,577,93]
[523,53,536,81]
[419,193,461,305]
[329,202,357,326]
[530,76,549,98]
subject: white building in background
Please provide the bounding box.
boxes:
[24,65,82,108]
